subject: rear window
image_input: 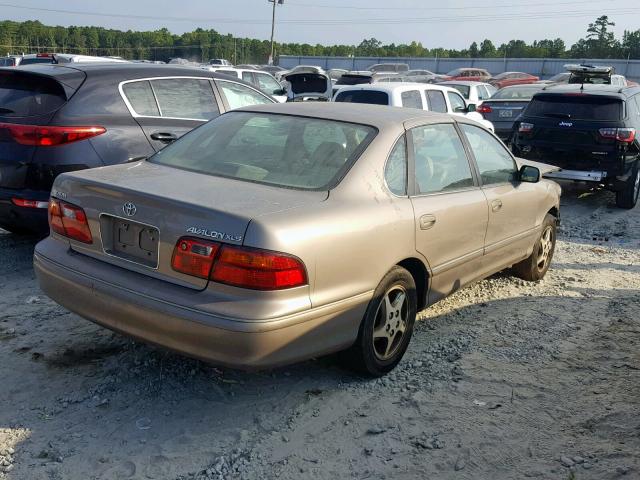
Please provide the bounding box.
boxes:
[336,75,372,86]
[0,72,67,117]
[492,87,541,100]
[334,90,389,105]
[525,95,623,121]
[150,112,377,190]
[19,57,55,66]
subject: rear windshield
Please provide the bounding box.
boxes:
[0,72,67,117]
[19,57,55,66]
[150,112,377,190]
[525,95,623,120]
[334,90,389,105]
[492,86,541,100]
[336,75,372,86]
[448,84,470,99]
[446,69,463,76]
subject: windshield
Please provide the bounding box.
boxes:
[525,95,622,120]
[446,69,462,76]
[548,73,569,82]
[334,90,389,105]
[491,86,541,100]
[150,112,377,190]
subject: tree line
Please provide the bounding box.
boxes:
[0,16,638,64]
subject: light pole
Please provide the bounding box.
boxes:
[269,0,284,65]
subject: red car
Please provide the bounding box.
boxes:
[489,71,539,89]
[443,68,491,82]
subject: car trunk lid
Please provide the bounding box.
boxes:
[283,67,332,100]
[52,161,328,289]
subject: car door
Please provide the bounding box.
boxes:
[407,121,489,302]
[458,123,541,267]
[120,77,222,152]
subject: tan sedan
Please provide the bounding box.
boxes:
[34,103,560,376]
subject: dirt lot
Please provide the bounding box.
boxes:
[0,181,638,480]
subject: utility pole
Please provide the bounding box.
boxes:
[269,0,284,65]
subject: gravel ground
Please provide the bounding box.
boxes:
[0,181,638,480]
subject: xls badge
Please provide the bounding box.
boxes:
[187,226,243,242]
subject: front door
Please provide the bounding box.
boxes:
[407,122,489,303]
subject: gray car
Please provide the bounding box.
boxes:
[34,103,560,376]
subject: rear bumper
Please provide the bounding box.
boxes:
[33,238,368,369]
[0,188,50,234]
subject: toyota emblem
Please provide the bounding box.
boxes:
[123,202,137,217]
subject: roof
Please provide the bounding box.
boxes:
[539,83,640,97]
[438,80,493,87]
[236,102,453,128]
[334,82,457,95]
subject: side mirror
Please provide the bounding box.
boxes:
[466,103,476,113]
[519,165,540,183]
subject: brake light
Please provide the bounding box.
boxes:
[476,104,492,114]
[519,122,534,133]
[48,198,92,243]
[11,198,49,209]
[171,238,307,290]
[599,127,636,143]
[171,237,220,279]
[0,123,106,146]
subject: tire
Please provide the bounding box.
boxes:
[513,213,557,282]
[344,266,417,376]
[615,162,640,209]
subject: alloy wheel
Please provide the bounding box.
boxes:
[536,225,554,271]
[372,286,408,361]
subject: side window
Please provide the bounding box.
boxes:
[122,80,160,117]
[385,136,407,195]
[448,92,467,113]
[426,91,447,113]
[401,90,423,109]
[477,86,489,100]
[461,124,517,185]
[241,71,256,85]
[151,78,219,120]
[254,73,282,96]
[411,124,474,194]
[217,80,273,110]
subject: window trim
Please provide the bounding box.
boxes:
[406,122,480,198]
[457,121,519,187]
[119,76,221,121]
[383,133,410,197]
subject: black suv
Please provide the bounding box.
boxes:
[0,63,275,234]
[512,84,640,208]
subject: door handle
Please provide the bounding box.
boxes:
[419,214,436,230]
[491,199,503,212]
[150,132,178,143]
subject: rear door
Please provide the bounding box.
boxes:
[120,76,223,152]
[407,121,488,302]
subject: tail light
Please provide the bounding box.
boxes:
[48,198,92,243]
[476,104,492,114]
[171,237,307,290]
[599,127,636,143]
[11,198,49,209]
[519,122,534,133]
[0,123,106,146]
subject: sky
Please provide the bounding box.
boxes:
[1,0,640,49]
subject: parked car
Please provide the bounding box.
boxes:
[209,59,232,66]
[437,81,496,107]
[403,70,449,83]
[536,72,570,85]
[489,72,539,89]
[260,65,287,76]
[476,84,544,141]
[34,102,560,375]
[0,63,276,234]
[1,53,127,67]
[327,68,348,82]
[444,68,492,82]
[282,66,333,101]
[512,83,640,208]
[206,67,286,102]
[367,63,409,73]
[333,83,495,131]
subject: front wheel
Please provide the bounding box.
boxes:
[513,213,557,282]
[616,162,640,209]
[344,266,417,376]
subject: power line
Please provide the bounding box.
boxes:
[286,0,603,11]
[0,2,637,25]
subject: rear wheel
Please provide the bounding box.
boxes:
[616,162,640,209]
[344,266,417,376]
[513,213,556,282]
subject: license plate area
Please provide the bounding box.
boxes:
[100,215,159,268]
[498,109,513,118]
